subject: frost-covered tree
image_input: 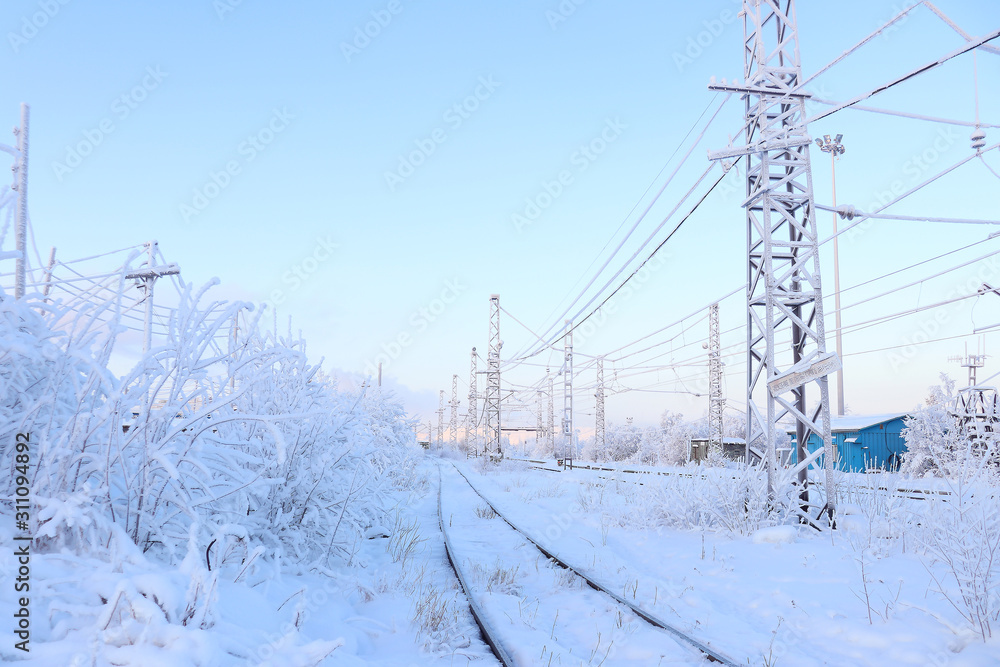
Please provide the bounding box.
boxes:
[584,421,641,462]
[656,410,691,465]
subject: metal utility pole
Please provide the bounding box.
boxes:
[13,104,29,300]
[595,357,606,454]
[708,0,838,523]
[562,320,574,464]
[42,247,56,301]
[708,303,724,457]
[951,340,997,456]
[950,341,986,388]
[547,370,555,453]
[437,390,445,449]
[485,295,502,459]
[228,311,241,393]
[467,347,478,455]
[817,134,847,416]
[449,374,459,448]
[536,390,544,452]
[124,241,180,353]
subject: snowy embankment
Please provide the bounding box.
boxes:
[0,284,488,665]
[455,458,1000,667]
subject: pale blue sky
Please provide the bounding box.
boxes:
[3,0,1000,431]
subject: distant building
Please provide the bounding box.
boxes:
[689,437,751,464]
[787,413,909,472]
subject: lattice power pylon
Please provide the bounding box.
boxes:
[950,345,986,388]
[437,389,445,449]
[547,370,555,453]
[536,390,544,450]
[950,346,998,458]
[485,295,502,459]
[13,104,29,300]
[709,0,838,520]
[954,387,1000,457]
[562,320,574,463]
[708,303,724,457]
[449,374,459,448]
[467,347,478,455]
[595,357,606,453]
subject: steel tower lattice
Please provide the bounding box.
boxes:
[449,374,459,448]
[547,370,555,453]
[437,390,445,450]
[485,295,502,459]
[708,0,838,519]
[595,357,606,453]
[562,320,574,462]
[468,347,478,455]
[708,303,724,457]
[536,390,544,452]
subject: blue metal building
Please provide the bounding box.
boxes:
[787,413,909,472]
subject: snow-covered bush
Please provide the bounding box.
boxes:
[0,271,419,662]
[904,386,1000,641]
[902,375,1000,480]
[654,410,692,465]
[584,421,641,462]
[902,376,961,478]
[2,270,416,566]
[582,411,695,466]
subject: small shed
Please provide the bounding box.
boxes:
[787,413,909,472]
[689,437,749,463]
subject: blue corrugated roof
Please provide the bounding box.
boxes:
[785,412,909,434]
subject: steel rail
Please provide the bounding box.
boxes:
[449,462,740,666]
[436,466,515,667]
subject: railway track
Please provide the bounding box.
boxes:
[437,463,739,666]
[507,456,953,500]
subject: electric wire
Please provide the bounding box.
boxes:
[519,97,731,361]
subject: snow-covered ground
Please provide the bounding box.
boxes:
[0,462,495,666]
[451,457,1000,666]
